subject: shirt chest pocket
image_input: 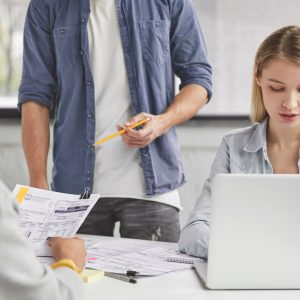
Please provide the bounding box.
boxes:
[139,20,170,65]
[53,26,82,68]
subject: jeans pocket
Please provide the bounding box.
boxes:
[53,26,82,67]
[139,20,170,65]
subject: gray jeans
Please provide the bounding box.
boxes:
[78,198,180,242]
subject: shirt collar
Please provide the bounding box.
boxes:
[243,118,268,153]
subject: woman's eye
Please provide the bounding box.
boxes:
[269,86,284,92]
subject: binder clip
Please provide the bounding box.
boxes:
[80,187,91,199]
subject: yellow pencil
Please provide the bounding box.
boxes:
[93,117,151,146]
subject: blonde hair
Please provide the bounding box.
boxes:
[251,26,300,123]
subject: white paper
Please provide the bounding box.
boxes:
[83,238,192,276]
[13,185,100,256]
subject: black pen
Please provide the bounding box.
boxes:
[126,270,139,276]
[105,272,137,284]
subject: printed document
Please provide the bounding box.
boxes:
[13,185,99,256]
[84,238,193,276]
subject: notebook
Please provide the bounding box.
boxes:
[195,174,300,289]
[166,253,201,264]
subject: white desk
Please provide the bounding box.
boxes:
[82,236,300,300]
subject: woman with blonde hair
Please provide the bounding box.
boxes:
[179,26,300,258]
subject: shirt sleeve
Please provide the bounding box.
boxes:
[0,181,84,300]
[178,136,230,258]
[18,0,57,110]
[170,0,212,100]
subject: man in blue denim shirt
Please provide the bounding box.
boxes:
[19,0,212,241]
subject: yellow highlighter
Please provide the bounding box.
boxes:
[93,117,151,147]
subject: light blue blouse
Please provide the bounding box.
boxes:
[179,118,300,258]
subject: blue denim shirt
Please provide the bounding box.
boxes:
[179,119,300,258]
[18,0,212,195]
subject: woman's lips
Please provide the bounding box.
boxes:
[279,113,299,121]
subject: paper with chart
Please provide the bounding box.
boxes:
[13,185,100,256]
[84,238,193,276]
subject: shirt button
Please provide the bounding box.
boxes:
[87,113,93,118]
[60,29,65,34]
[87,81,92,86]
[155,21,160,27]
[81,18,85,23]
[80,50,83,55]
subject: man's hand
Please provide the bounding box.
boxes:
[117,84,208,148]
[117,112,169,148]
[47,237,86,270]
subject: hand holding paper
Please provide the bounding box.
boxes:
[13,185,100,257]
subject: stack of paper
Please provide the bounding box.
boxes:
[84,238,193,276]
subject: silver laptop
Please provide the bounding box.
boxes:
[194,174,300,289]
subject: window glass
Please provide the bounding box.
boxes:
[0,0,29,109]
[192,0,300,116]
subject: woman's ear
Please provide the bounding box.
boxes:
[254,66,261,86]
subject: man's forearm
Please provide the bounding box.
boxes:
[162,84,208,130]
[22,101,50,189]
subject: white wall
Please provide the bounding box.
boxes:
[0,118,250,227]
